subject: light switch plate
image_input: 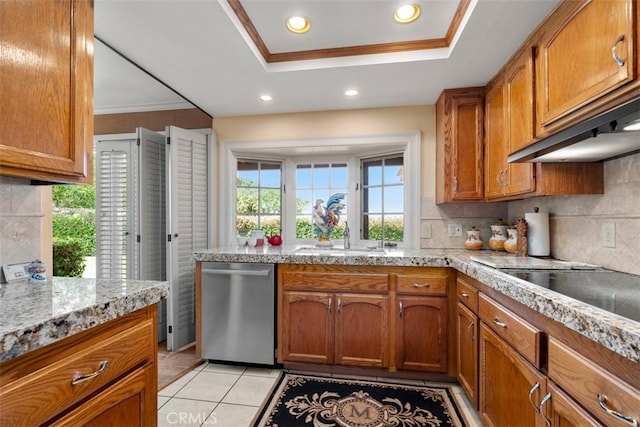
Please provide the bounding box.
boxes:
[421,222,432,238]
[448,224,463,237]
[602,223,615,248]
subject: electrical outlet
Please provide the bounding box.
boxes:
[421,222,432,239]
[448,224,463,237]
[602,223,616,248]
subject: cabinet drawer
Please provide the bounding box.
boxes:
[283,271,389,292]
[0,319,154,426]
[456,277,478,312]
[548,338,640,427]
[397,273,448,295]
[479,294,542,367]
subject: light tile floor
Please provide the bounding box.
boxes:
[158,362,281,427]
[158,362,484,426]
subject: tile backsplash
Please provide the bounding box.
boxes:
[420,197,508,250]
[508,153,639,276]
[420,152,639,276]
[0,177,46,281]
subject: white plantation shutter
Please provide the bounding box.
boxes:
[138,128,166,281]
[95,138,137,279]
[167,126,208,350]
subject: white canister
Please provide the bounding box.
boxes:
[250,230,265,247]
[489,219,508,251]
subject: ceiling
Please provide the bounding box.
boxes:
[93,0,560,118]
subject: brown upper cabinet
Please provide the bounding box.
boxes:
[484,48,538,200]
[440,0,640,202]
[535,0,639,136]
[436,88,485,204]
[0,0,94,184]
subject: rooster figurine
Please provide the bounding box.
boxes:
[312,193,346,244]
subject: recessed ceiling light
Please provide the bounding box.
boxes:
[345,89,359,97]
[259,94,273,102]
[394,4,421,24]
[286,16,310,34]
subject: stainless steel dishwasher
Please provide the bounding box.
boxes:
[201,262,276,366]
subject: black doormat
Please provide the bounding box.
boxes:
[252,372,469,427]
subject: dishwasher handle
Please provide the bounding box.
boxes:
[201,268,271,277]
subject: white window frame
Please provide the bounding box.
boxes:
[219,132,420,248]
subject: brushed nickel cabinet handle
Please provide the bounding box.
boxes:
[71,360,109,385]
[612,35,625,67]
[328,296,332,313]
[399,300,404,317]
[539,392,552,427]
[460,292,469,298]
[493,318,507,328]
[466,321,474,332]
[528,382,541,413]
[598,393,638,426]
[337,297,341,314]
[413,283,430,288]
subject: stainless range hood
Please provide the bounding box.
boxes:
[508,97,640,163]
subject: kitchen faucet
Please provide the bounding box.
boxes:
[344,221,351,249]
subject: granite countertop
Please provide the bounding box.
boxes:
[195,245,640,364]
[0,277,168,362]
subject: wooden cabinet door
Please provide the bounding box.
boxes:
[456,302,478,408]
[395,296,448,372]
[504,48,536,197]
[436,88,484,203]
[51,365,156,427]
[479,323,546,427]
[281,291,334,364]
[335,293,388,368]
[537,0,635,130]
[484,79,508,199]
[0,0,93,183]
[539,382,603,427]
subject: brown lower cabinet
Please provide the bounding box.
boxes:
[277,264,450,373]
[479,323,546,427]
[547,337,640,427]
[395,296,447,372]
[50,364,155,426]
[280,290,389,368]
[541,381,603,427]
[456,302,478,407]
[0,306,158,427]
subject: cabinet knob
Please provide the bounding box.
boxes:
[598,393,638,426]
[611,35,626,67]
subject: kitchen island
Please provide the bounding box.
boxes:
[0,277,167,426]
[195,245,640,364]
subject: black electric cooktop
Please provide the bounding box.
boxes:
[502,269,640,323]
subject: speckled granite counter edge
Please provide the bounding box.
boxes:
[450,258,640,364]
[0,283,168,363]
[195,248,640,364]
